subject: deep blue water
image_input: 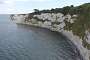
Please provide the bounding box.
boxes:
[0,15,82,60]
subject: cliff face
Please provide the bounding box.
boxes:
[11,13,90,60]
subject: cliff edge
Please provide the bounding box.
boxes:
[11,3,90,60]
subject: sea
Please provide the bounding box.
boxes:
[0,14,83,60]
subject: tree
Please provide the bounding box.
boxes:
[33,9,41,14]
[62,6,70,15]
[70,5,74,8]
[34,9,39,12]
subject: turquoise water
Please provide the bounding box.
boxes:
[0,15,83,60]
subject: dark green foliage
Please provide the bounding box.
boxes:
[33,9,41,14]
[71,3,90,38]
[34,9,39,12]
[61,6,71,15]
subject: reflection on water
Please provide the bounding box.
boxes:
[0,15,83,60]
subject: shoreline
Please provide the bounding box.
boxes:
[11,11,90,60]
[15,22,86,60]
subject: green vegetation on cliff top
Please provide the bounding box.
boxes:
[64,3,90,49]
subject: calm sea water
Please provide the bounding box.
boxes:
[0,15,83,60]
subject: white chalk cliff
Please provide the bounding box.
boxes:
[11,13,90,60]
